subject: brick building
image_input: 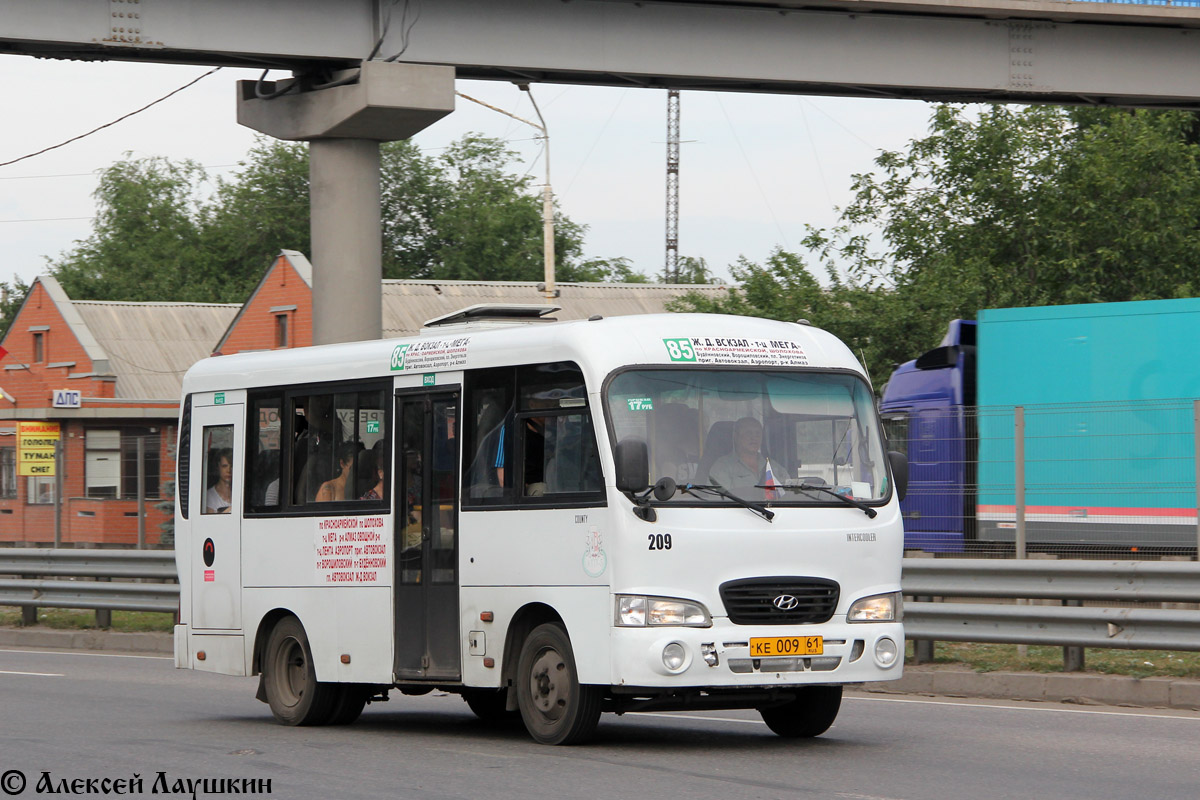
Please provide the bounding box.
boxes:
[1,250,728,546]
[0,278,238,545]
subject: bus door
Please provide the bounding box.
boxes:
[190,402,243,630]
[393,389,461,681]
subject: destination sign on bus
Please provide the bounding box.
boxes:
[663,336,809,366]
[314,516,389,585]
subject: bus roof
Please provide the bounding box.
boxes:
[181,313,864,396]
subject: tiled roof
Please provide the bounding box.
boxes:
[381,279,729,337]
[71,300,240,400]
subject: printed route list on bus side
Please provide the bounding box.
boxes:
[314,517,389,584]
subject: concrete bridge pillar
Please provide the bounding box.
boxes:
[238,62,455,344]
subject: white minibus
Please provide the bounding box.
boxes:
[175,308,907,745]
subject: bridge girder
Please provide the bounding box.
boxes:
[3,0,1200,107]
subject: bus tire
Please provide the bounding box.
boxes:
[327,684,371,726]
[463,688,520,725]
[758,685,843,738]
[262,616,337,726]
[516,623,602,745]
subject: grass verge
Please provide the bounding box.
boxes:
[909,641,1200,680]
[0,607,174,633]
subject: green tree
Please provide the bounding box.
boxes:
[0,275,31,339]
[204,139,312,301]
[49,157,213,302]
[830,104,1200,319]
[659,255,721,284]
[48,135,633,304]
[677,105,1200,388]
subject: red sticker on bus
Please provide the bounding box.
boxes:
[204,570,215,582]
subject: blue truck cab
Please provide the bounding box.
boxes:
[879,320,976,553]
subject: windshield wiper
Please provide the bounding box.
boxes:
[681,483,774,522]
[759,483,878,519]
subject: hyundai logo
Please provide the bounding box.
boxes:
[772,594,799,611]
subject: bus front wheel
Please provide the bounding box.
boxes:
[262,616,338,726]
[516,623,602,745]
[758,685,843,738]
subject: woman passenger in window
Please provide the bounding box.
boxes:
[359,448,385,501]
[315,442,359,502]
[206,448,233,513]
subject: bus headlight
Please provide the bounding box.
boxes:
[615,595,712,627]
[847,592,902,623]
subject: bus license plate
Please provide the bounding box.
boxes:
[749,636,823,657]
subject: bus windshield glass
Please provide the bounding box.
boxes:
[606,369,889,504]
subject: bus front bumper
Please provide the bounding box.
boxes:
[608,619,904,689]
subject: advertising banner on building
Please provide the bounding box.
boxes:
[18,421,59,477]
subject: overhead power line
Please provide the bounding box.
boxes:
[0,67,223,170]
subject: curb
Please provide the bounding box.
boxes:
[858,665,1200,712]
[0,626,174,655]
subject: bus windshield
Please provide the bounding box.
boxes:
[606,369,889,504]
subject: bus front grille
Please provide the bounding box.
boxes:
[719,577,840,625]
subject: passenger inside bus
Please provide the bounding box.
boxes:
[315,441,359,502]
[205,447,233,514]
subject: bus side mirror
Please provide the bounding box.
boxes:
[615,438,650,494]
[888,451,908,501]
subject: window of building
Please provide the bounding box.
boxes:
[33,331,45,363]
[275,314,289,348]
[120,430,161,500]
[1,447,16,499]
[463,361,603,508]
[84,428,161,499]
[85,429,121,498]
[27,475,55,504]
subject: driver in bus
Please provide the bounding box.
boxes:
[707,416,787,495]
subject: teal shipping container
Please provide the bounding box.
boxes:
[976,298,1200,552]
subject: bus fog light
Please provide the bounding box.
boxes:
[700,642,719,667]
[874,637,899,668]
[662,642,688,672]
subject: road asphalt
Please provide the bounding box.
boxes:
[2,625,1198,711]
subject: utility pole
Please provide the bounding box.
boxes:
[665,89,681,283]
[457,86,557,301]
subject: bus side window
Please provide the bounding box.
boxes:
[249,395,282,509]
[463,367,517,504]
[517,362,603,501]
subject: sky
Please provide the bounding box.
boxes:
[0,54,936,288]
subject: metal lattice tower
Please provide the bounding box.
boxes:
[665,89,681,282]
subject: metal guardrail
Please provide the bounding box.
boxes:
[904,559,1200,652]
[0,549,178,616]
[2,550,1198,653]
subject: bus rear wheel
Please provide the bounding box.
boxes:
[516,623,602,745]
[262,616,337,726]
[328,684,372,725]
[758,685,843,738]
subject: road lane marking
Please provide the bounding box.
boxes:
[0,648,172,661]
[0,669,63,677]
[845,694,1200,721]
